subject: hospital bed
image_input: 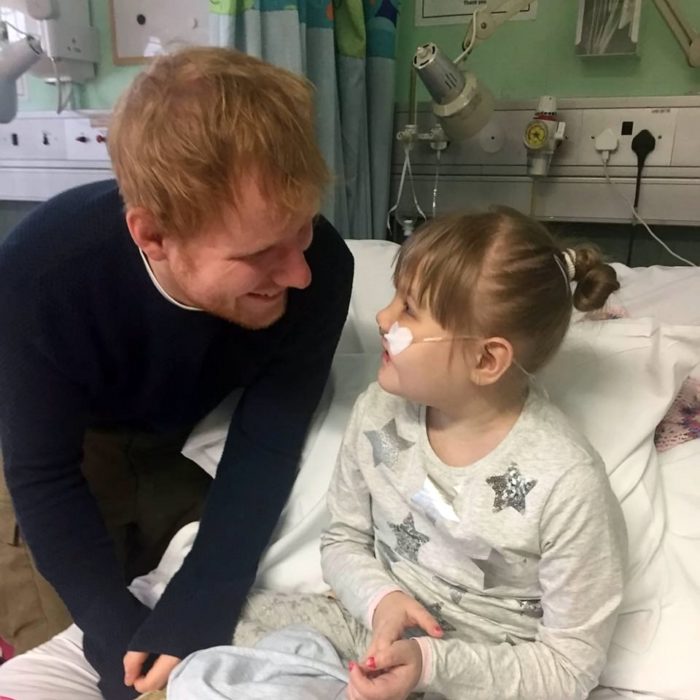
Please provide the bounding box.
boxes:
[0,238,689,699]
[127,239,700,700]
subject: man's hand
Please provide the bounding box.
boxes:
[123,651,181,694]
[347,639,422,700]
[366,591,442,659]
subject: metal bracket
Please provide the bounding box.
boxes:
[653,0,700,67]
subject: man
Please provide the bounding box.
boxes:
[0,47,353,698]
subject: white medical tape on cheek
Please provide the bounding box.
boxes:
[385,322,414,355]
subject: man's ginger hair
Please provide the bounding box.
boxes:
[108,46,330,237]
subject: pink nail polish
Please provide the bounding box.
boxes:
[367,656,376,669]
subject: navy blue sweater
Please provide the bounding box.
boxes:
[0,180,353,698]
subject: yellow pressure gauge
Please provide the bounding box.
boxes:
[524,120,548,150]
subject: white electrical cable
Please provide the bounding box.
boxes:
[49,56,64,114]
[454,2,482,64]
[2,17,31,38]
[431,149,441,219]
[386,151,409,236]
[601,159,696,266]
[405,148,427,223]
[386,145,427,237]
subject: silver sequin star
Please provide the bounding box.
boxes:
[518,599,543,619]
[486,464,537,514]
[389,513,429,563]
[364,419,414,468]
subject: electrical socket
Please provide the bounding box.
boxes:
[578,107,677,167]
[63,118,109,161]
[0,116,110,162]
[0,118,68,160]
[0,127,23,159]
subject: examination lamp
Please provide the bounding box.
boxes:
[0,29,42,123]
[412,42,494,141]
[406,0,535,145]
[0,0,100,124]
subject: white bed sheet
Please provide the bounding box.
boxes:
[599,438,700,700]
[613,264,700,327]
[129,250,700,700]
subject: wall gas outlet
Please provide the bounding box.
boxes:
[63,118,109,161]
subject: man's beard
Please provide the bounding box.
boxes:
[204,291,288,329]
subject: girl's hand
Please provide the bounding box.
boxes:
[367,591,442,659]
[347,639,423,700]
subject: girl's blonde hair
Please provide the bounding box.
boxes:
[394,207,619,372]
[108,47,330,237]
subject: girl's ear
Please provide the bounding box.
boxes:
[471,337,514,386]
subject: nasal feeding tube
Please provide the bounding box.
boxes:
[384,321,474,356]
[383,322,535,381]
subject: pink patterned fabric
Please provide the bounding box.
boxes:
[583,304,700,452]
[655,378,700,452]
[583,305,629,322]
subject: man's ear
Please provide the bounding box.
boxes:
[126,208,167,262]
[471,337,514,386]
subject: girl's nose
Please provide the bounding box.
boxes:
[376,304,392,335]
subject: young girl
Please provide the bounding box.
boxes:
[158,207,628,700]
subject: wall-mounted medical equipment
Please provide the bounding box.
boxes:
[391,0,542,233]
[575,0,642,57]
[391,95,700,227]
[523,95,566,177]
[653,0,700,67]
[402,0,537,149]
[0,0,99,123]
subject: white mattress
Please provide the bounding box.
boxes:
[133,246,700,700]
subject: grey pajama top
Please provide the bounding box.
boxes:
[321,382,627,700]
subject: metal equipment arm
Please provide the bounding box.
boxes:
[653,0,700,67]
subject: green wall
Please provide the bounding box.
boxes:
[396,0,700,106]
[17,1,700,115]
[393,0,700,265]
[5,0,699,263]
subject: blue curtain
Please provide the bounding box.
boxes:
[209,0,400,239]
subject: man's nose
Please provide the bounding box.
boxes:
[274,248,312,290]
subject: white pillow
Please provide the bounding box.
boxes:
[612,263,700,326]
[336,240,398,354]
[538,318,700,656]
[599,440,700,699]
[156,246,699,694]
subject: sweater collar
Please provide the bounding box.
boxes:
[139,249,202,312]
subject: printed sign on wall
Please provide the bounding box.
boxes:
[415,1,538,27]
[109,0,209,64]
